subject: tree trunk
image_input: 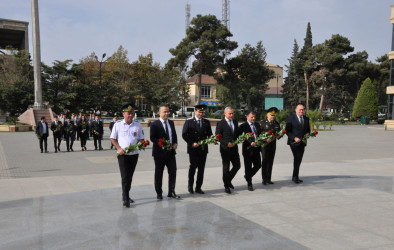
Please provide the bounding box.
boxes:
[319,72,325,112]
[247,91,251,112]
[197,72,202,105]
[304,70,309,112]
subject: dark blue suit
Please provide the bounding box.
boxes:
[182,117,213,190]
[285,114,311,179]
[150,119,178,196]
[215,118,241,188]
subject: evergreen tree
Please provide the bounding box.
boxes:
[298,22,314,111]
[283,39,305,109]
[352,78,378,119]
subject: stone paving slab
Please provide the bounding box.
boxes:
[0,125,394,249]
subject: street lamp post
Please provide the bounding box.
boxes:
[95,53,106,114]
[276,74,281,98]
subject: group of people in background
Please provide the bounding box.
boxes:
[109,103,310,208]
[35,112,107,153]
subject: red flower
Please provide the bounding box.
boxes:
[158,138,163,148]
[214,142,217,145]
[282,130,286,134]
[216,134,223,141]
[314,130,318,135]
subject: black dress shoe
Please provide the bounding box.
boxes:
[262,180,267,185]
[95,148,98,150]
[229,182,234,189]
[195,189,205,194]
[55,150,57,153]
[167,192,180,199]
[70,148,73,151]
[188,186,194,194]
[67,149,70,152]
[129,198,134,203]
[225,187,231,194]
[45,150,49,153]
[268,181,274,184]
[157,194,163,200]
[41,151,43,153]
[82,148,84,151]
[123,200,130,208]
[84,146,87,150]
[99,147,103,150]
[248,184,254,191]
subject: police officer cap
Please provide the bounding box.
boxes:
[195,104,207,112]
[267,107,279,116]
[121,104,135,112]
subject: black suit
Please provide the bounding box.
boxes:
[215,118,241,188]
[35,121,49,152]
[285,114,311,179]
[182,117,213,190]
[78,119,89,149]
[150,119,178,196]
[50,120,62,152]
[92,119,104,150]
[63,121,76,151]
[239,121,262,185]
[260,118,281,182]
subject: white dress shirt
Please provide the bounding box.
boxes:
[110,119,144,155]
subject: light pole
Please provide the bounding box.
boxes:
[276,74,281,98]
[95,53,107,114]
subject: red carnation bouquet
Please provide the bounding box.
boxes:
[158,138,172,151]
[255,130,276,147]
[198,134,222,149]
[117,139,150,157]
[55,121,62,132]
[301,130,318,144]
[67,123,74,134]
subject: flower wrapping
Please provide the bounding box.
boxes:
[117,140,150,157]
[198,134,222,149]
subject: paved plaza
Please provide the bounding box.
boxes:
[0,124,394,249]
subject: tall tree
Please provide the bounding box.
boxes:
[0,49,34,116]
[167,14,237,104]
[312,34,354,111]
[215,41,274,110]
[283,39,305,109]
[42,60,76,114]
[299,22,313,111]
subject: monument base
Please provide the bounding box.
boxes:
[18,108,54,128]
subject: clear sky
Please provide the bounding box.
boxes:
[1,0,392,74]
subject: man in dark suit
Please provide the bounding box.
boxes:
[261,107,281,185]
[63,117,76,152]
[285,104,311,184]
[182,104,213,194]
[150,105,180,200]
[50,115,62,153]
[239,111,261,191]
[215,107,241,194]
[109,116,118,149]
[92,115,104,150]
[78,114,89,151]
[35,116,49,153]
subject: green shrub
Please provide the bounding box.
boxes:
[307,110,322,130]
[352,78,378,120]
[6,116,18,125]
[276,110,289,124]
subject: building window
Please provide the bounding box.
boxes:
[201,86,211,98]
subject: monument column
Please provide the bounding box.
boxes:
[32,0,43,109]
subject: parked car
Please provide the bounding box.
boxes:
[176,107,195,117]
[213,110,224,119]
[378,112,386,124]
